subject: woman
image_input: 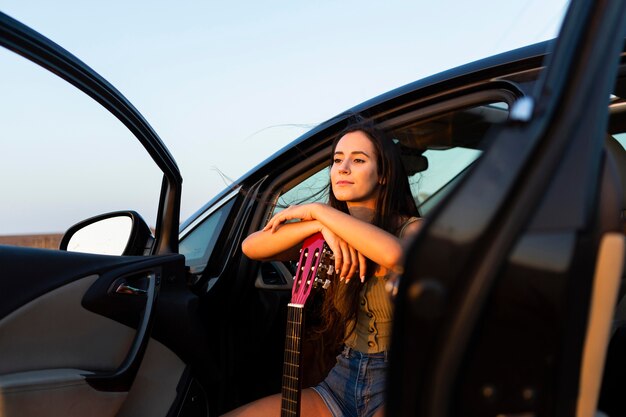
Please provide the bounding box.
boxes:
[227,120,421,417]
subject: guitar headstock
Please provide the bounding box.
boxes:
[290,232,334,305]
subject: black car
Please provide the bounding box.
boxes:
[1,1,625,416]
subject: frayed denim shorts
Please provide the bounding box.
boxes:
[311,345,387,417]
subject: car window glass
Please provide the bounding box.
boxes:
[273,167,330,215]
[179,197,236,275]
[0,47,162,249]
[412,147,482,215]
[613,132,626,149]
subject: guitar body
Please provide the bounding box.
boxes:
[280,233,333,417]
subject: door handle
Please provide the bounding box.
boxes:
[115,282,148,296]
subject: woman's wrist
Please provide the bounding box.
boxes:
[310,202,327,223]
[309,219,323,233]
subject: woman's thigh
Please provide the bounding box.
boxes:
[302,388,334,417]
[221,389,331,417]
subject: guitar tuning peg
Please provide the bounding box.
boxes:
[322,279,331,290]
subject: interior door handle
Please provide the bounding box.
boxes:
[115,282,148,296]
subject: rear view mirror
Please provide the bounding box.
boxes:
[60,211,153,256]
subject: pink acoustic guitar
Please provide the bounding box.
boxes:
[280,232,334,417]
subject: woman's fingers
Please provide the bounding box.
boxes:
[329,240,342,276]
[326,237,349,282]
[266,219,281,233]
[319,227,341,277]
[262,214,280,232]
[358,252,367,282]
[346,246,358,282]
[271,218,284,233]
[338,240,352,281]
[339,241,361,283]
[262,205,314,233]
[263,212,289,233]
[319,226,365,284]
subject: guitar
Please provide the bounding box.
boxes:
[280,232,334,417]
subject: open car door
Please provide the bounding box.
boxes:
[388,1,626,416]
[0,12,186,417]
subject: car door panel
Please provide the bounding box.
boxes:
[0,273,132,417]
[0,275,134,374]
[0,246,185,416]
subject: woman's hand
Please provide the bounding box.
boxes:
[320,226,367,283]
[263,204,319,233]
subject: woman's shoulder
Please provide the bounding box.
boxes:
[397,216,422,238]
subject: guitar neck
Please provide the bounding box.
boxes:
[281,303,305,417]
[280,232,332,417]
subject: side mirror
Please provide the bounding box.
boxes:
[60,211,153,256]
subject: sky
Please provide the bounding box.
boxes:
[0,0,570,234]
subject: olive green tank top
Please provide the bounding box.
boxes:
[343,216,420,353]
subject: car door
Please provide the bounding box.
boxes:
[388,1,626,416]
[0,12,186,417]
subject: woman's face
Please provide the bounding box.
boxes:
[330,130,381,209]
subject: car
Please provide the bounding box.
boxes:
[1,1,625,416]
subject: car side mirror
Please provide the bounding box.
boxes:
[60,211,154,256]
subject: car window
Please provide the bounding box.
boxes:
[412,147,482,215]
[0,47,163,249]
[274,167,330,215]
[179,196,236,277]
[613,132,626,149]
[272,101,507,218]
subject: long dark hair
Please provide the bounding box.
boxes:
[314,119,419,351]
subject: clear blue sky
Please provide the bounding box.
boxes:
[1,1,569,234]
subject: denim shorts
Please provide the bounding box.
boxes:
[311,346,387,417]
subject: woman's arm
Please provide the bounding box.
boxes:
[264,203,405,272]
[242,219,322,261]
[243,217,367,281]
